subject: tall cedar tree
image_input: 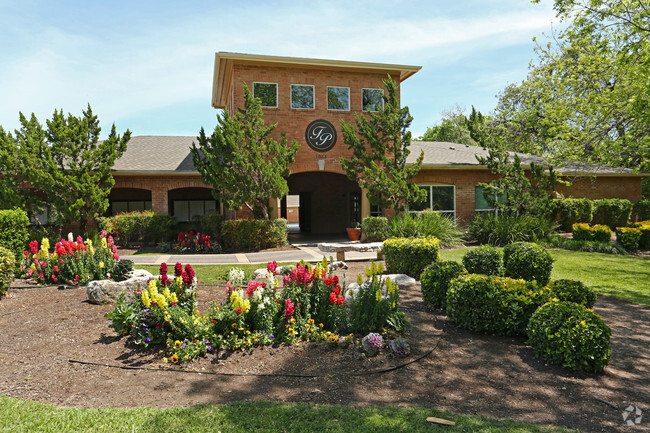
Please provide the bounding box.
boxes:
[3,105,130,233]
[191,85,299,220]
[340,76,425,214]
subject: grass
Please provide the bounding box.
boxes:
[440,247,650,306]
[138,263,295,284]
[0,396,576,433]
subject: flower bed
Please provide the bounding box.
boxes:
[106,259,407,363]
[163,231,222,254]
[19,231,119,285]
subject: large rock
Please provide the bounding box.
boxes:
[129,269,154,279]
[87,276,150,304]
[379,274,416,290]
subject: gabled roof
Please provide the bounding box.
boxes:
[212,52,422,109]
[409,141,643,176]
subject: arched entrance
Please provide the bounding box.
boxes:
[284,172,360,234]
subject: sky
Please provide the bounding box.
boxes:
[0,0,562,140]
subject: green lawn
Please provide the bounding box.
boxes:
[441,247,650,306]
[0,397,576,433]
[138,263,296,284]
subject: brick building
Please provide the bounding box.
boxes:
[109,52,646,233]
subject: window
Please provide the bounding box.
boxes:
[291,84,314,109]
[327,86,350,111]
[110,200,152,215]
[362,88,384,112]
[370,204,383,217]
[173,200,217,222]
[410,185,455,217]
[475,186,507,213]
[253,82,278,107]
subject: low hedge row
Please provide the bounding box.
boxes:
[420,260,466,310]
[552,198,593,232]
[98,211,178,247]
[383,237,440,278]
[553,197,650,231]
[221,219,287,251]
[572,223,612,243]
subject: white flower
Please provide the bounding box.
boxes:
[67,232,74,242]
[228,268,245,286]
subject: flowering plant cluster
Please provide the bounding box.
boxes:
[361,332,383,356]
[106,258,407,363]
[169,231,222,254]
[19,231,119,285]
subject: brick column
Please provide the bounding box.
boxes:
[151,187,168,214]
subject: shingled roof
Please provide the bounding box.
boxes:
[112,136,641,176]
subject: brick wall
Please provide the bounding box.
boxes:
[113,175,210,214]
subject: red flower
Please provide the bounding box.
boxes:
[284,298,295,321]
[329,292,337,304]
[38,272,44,279]
[53,265,59,273]
[174,262,183,277]
[267,261,278,275]
[51,275,58,282]
[337,295,344,305]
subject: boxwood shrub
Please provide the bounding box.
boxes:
[420,260,466,310]
[616,227,642,250]
[572,223,612,243]
[552,198,593,232]
[547,279,597,308]
[221,218,287,251]
[361,217,390,242]
[0,246,15,297]
[98,211,178,246]
[592,198,632,229]
[503,242,554,286]
[446,274,551,336]
[0,208,30,263]
[633,199,650,222]
[462,245,502,276]
[383,237,440,279]
[527,301,611,373]
[634,221,650,249]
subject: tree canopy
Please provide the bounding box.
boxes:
[340,76,426,214]
[0,105,130,232]
[191,84,299,220]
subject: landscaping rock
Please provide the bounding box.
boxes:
[380,274,416,290]
[328,261,348,271]
[87,277,150,304]
[129,269,154,279]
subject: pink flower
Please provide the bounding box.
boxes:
[174,262,183,277]
[159,263,168,276]
[100,230,107,238]
[29,241,38,254]
[236,308,242,315]
[23,250,29,259]
[267,261,278,275]
[284,298,295,321]
[246,281,261,297]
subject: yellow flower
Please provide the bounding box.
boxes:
[375,290,382,302]
[308,318,314,324]
[98,261,104,269]
[174,340,182,347]
[246,330,251,335]
[305,324,310,330]
[290,317,296,324]
[162,357,168,364]
[171,354,179,363]
[319,323,324,328]
[141,291,151,308]
[289,328,296,336]
[101,237,108,249]
[232,323,237,328]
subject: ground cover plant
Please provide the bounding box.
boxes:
[18,231,120,286]
[107,259,407,363]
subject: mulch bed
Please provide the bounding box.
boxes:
[1,261,648,432]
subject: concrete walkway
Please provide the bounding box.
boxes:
[120,241,383,266]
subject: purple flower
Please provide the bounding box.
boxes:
[269,334,274,340]
[144,337,151,343]
[142,328,148,334]
[181,344,186,349]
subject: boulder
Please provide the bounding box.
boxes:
[87,276,150,304]
[129,269,154,279]
[328,261,348,271]
[379,274,416,290]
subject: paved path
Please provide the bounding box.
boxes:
[120,243,383,266]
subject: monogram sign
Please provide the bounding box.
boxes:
[305,119,337,152]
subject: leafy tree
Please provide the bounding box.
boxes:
[1,105,130,233]
[477,149,563,216]
[340,76,426,214]
[494,0,650,172]
[191,84,299,220]
[419,106,501,149]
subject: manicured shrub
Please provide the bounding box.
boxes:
[388,210,463,248]
[221,218,287,251]
[446,274,551,336]
[383,237,440,278]
[616,227,642,250]
[544,235,626,254]
[592,199,632,229]
[112,259,134,282]
[0,246,15,297]
[633,221,650,249]
[98,211,178,247]
[632,199,650,222]
[467,213,556,246]
[527,301,611,373]
[420,260,466,310]
[0,208,30,263]
[571,223,612,243]
[462,245,503,276]
[552,198,593,232]
[361,217,390,242]
[547,279,597,308]
[503,242,554,286]
[200,212,223,239]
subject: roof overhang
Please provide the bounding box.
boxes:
[212,52,422,109]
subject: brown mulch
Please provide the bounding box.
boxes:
[1,261,648,432]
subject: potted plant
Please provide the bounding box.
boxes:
[346,219,362,241]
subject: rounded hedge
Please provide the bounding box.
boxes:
[547,279,597,308]
[446,274,551,336]
[503,242,554,286]
[527,301,611,373]
[420,260,466,310]
[383,237,440,279]
[0,246,15,297]
[362,217,390,242]
[462,245,502,276]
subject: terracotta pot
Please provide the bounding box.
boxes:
[346,227,361,241]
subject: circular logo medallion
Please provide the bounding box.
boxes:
[305,119,337,152]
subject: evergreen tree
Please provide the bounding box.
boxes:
[191,84,299,220]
